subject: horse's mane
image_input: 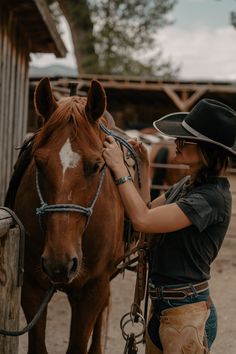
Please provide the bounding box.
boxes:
[33,96,106,152]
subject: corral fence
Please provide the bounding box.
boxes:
[151,163,236,190]
[0,208,25,354]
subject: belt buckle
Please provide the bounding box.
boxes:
[155,287,162,299]
[149,284,162,300]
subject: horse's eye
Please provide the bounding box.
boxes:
[34,154,49,170]
[92,163,99,174]
[83,161,100,176]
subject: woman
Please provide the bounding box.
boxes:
[102,98,236,354]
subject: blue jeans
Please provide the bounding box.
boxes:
[148,289,217,350]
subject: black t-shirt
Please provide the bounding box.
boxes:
[150,176,232,286]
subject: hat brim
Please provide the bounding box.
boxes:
[153,112,236,156]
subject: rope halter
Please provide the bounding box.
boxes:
[35,164,106,229]
[35,122,141,229]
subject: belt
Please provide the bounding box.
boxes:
[149,281,209,300]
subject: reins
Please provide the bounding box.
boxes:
[99,122,142,188]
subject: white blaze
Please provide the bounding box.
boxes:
[59,138,80,180]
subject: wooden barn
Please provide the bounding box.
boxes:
[28,74,236,131]
[0,0,67,204]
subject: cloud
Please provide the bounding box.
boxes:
[157,25,236,80]
[30,14,236,82]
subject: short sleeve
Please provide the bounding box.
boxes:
[176,189,224,232]
[165,176,189,201]
[165,184,176,200]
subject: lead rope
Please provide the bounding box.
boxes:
[0,207,55,337]
[0,286,55,336]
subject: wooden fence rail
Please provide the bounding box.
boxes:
[150,162,236,192]
[0,208,25,354]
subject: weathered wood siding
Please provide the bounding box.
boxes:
[0,5,29,205]
[0,209,23,354]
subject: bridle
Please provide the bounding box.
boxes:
[99,122,141,188]
[35,122,141,228]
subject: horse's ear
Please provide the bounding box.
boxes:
[34,77,58,122]
[85,80,107,122]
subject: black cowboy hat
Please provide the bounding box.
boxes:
[153,98,236,156]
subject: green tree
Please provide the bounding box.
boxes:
[47,0,178,77]
[231,10,236,28]
[47,0,99,73]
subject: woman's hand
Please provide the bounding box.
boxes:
[128,139,150,167]
[103,135,127,176]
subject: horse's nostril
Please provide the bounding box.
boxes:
[70,257,79,274]
[41,255,79,281]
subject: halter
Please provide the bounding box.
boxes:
[35,122,141,229]
[36,165,106,229]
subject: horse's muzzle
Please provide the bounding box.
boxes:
[41,256,79,283]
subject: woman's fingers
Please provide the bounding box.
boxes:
[104,135,115,143]
[128,139,147,155]
[103,140,111,147]
[103,135,122,156]
[128,139,139,148]
[140,142,148,154]
[102,135,127,174]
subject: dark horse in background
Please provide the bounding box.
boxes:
[8,78,126,354]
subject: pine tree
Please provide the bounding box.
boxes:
[47,0,178,77]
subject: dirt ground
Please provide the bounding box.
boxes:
[19,175,236,354]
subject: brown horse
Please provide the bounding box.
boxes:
[13,78,125,354]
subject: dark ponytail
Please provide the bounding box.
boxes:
[191,143,229,187]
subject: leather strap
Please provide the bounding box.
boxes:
[149,281,209,300]
[132,232,148,320]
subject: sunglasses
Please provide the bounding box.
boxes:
[175,138,198,150]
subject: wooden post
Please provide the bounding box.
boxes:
[0,208,25,354]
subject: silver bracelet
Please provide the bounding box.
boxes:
[115,175,133,185]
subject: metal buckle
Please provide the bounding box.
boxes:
[148,286,163,300]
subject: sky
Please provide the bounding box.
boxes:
[30,0,236,81]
